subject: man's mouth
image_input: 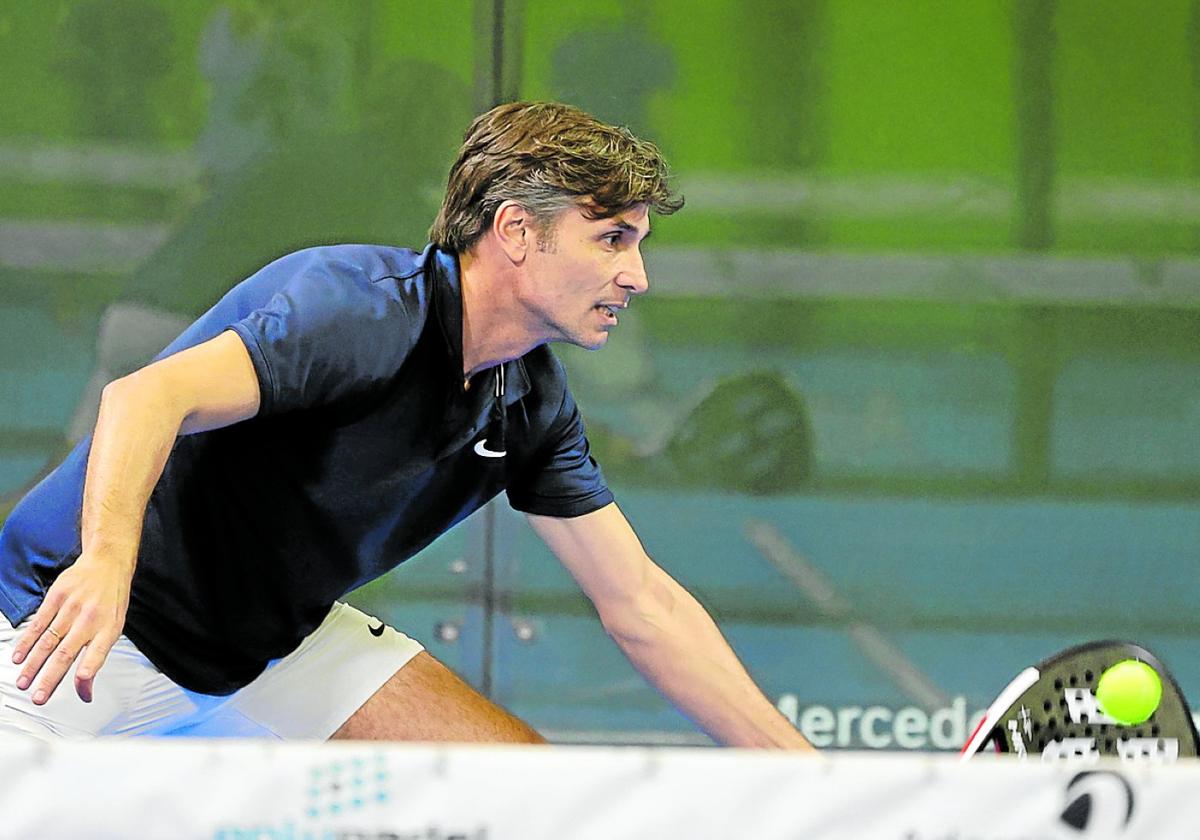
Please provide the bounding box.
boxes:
[595,301,626,324]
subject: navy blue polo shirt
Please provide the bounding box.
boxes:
[0,244,613,694]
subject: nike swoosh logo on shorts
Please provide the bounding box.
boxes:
[368,621,386,637]
[473,439,506,458]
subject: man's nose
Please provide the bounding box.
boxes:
[618,247,649,296]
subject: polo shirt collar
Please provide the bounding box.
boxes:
[428,246,530,407]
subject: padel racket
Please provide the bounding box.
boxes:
[664,370,815,495]
[961,640,1198,763]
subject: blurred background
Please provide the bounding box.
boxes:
[1,0,1197,750]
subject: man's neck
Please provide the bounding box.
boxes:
[457,244,543,379]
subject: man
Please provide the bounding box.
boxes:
[0,102,813,750]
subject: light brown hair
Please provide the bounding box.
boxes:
[429,101,683,253]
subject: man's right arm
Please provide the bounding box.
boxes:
[11,329,260,705]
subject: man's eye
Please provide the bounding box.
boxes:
[604,233,622,245]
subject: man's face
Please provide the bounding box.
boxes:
[519,202,651,350]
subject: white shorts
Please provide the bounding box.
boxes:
[0,602,424,740]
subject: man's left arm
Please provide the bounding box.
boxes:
[527,502,815,751]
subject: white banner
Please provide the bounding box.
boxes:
[1,737,1196,839]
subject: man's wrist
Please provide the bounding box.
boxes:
[77,537,139,572]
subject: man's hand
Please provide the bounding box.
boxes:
[11,553,133,705]
[528,504,815,751]
[7,330,260,707]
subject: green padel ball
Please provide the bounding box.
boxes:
[1095,659,1162,725]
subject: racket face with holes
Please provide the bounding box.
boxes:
[961,640,1199,763]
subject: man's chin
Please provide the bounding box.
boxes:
[556,330,610,351]
[581,331,610,351]
[547,322,612,351]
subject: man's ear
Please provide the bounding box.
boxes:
[493,201,530,264]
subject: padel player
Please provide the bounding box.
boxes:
[0,102,813,750]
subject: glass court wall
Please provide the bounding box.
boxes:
[1,0,1197,749]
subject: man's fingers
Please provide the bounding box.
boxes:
[15,613,74,691]
[74,634,117,704]
[75,664,93,704]
[15,597,81,691]
[12,595,64,665]
[30,627,89,706]
[10,563,130,706]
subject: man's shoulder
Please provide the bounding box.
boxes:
[252,243,436,324]
[285,243,430,292]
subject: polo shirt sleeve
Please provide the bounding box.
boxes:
[506,384,615,518]
[229,256,413,415]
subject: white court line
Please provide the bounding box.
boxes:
[645,247,1200,306]
[0,142,197,188]
[543,729,714,747]
[680,172,1200,224]
[744,519,949,710]
[0,220,170,273]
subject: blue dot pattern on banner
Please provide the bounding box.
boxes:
[304,751,392,817]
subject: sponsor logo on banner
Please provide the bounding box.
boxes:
[1060,771,1135,835]
[899,769,1137,839]
[779,693,1200,751]
[776,694,985,750]
[213,751,488,840]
